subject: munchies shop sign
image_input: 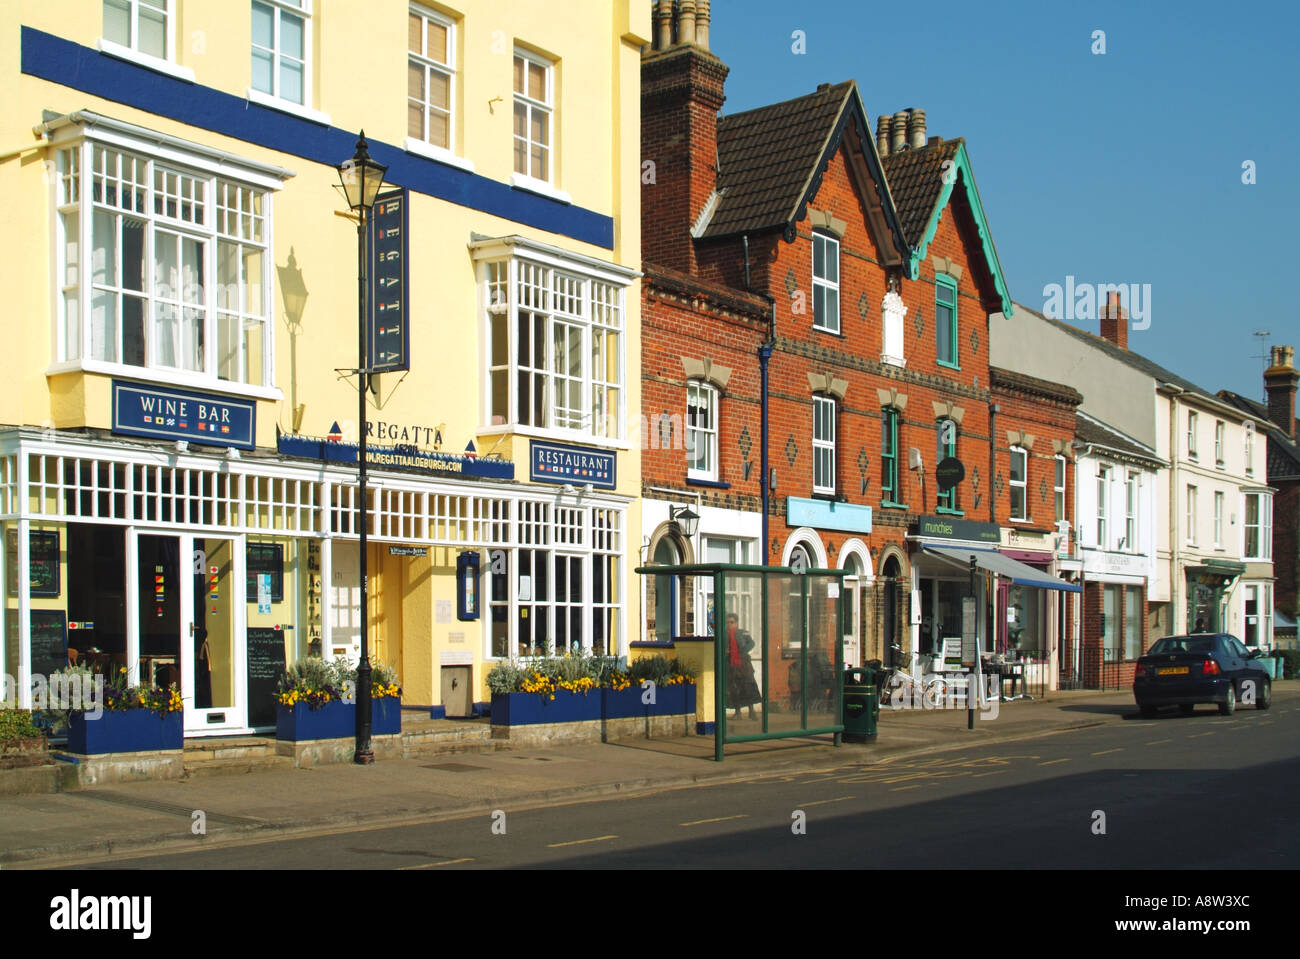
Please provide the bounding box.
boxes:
[112,380,255,450]
[530,441,616,490]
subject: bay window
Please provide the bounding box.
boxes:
[475,238,633,441]
[53,123,280,392]
[1243,492,1272,560]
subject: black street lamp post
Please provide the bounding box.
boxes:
[337,132,387,765]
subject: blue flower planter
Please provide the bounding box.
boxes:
[276,698,402,741]
[602,684,696,720]
[490,689,602,726]
[67,709,182,754]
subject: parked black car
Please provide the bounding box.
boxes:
[1133,633,1272,716]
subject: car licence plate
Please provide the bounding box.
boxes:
[1157,666,1189,676]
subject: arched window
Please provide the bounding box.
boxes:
[651,536,680,642]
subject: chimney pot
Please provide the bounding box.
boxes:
[695,0,710,50]
[653,0,672,50]
[907,108,926,149]
[891,111,908,153]
[876,115,892,157]
[678,0,697,46]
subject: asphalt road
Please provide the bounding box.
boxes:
[66,699,1299,869]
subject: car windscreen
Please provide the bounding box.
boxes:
[1148,637,1217,655]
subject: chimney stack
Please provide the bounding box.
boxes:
[642,0,729,273]
[891,111,908,154]
[906,108,926,149]
[1265,344,1298,440]
[1099,291,1128,350]
[876,115,892,156]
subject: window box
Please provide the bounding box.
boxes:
[67,708,182,754]
[275,698,401,742]
[490,689,601,726]
[601,683,696,721]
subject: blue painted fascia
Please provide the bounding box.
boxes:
[21,26,614,249]
[908,142,1013,317]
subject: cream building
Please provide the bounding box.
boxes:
[0,0,650,732]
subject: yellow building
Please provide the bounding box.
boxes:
[0,0,649,733]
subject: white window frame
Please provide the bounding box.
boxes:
[1124,471,1137,552]
[405,5,460,163]
[48,120,284,400]
[1187,409,1198,460]
[1243,491,1272,560]
[1096,465,1109,548]
[1009,446,1027,521]
[686,380,719,481]
[1186,484,1197,546]
[813,394,836,494]
[472,238,634,447]
[1213,490,1224,548]
[1214,420,1225,467]
[1054,454,1066,524]
[697,536,755,637]
[512,47,555,189]
[249,0,326,122]
[99,0,195,81]
[812,232,840,334]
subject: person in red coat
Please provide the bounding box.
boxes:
[725,613,761,720]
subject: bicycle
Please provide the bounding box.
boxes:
[875,644,953,710]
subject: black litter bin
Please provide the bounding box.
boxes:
[842,666,877,742]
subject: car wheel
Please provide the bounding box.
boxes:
[1140,705,1158,718]
[1218,684,1236,716]
[1179,703,1196,716]
[1256,677,1272,711]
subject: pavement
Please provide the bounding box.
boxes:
[0,687,1157,867]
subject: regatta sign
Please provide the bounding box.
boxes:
[112,380,255,450]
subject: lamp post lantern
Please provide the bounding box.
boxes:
[337,132,387,765]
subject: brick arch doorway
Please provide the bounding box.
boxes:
[646,523,695,642]
[881,554,903,666]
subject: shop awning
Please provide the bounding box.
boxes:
[923,546,1082,593]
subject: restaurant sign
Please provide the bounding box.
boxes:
[530,441,616,489]
[112,380,255,450]
[368,189,409,373]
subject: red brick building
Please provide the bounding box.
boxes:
[989,367,1082,684]
[638,3,1077,681]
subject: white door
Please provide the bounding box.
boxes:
[132,531,248,736]
[329,541,361,665]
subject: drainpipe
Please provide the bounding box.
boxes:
[988,402,999,524]
[1165,385,1182,633]
[745,234,777,563]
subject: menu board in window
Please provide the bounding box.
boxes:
[246,543,284,604]
[7,529,61,597]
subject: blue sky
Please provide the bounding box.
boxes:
[708,0,1298,400]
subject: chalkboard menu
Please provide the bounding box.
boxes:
[246,628,287,729]
[30,609,68,678]
[6,529,60,597]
